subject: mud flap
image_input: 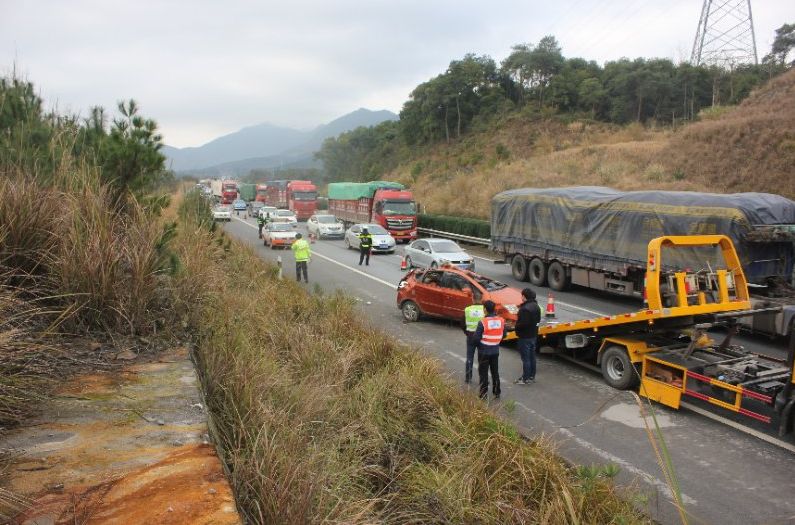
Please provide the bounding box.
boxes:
[779,398,795,437]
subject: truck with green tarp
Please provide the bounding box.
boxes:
[238,183,256,202]
[491,186,795,337]
[327,181,418,242]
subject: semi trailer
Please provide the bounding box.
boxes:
[328,181,418,242]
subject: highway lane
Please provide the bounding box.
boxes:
[224,215,795,525]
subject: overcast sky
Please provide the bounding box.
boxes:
[2,0,792,147]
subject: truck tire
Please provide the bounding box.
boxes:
[600,345,640,390]
[401,300,421,322]
[528,258,547,286]
[547,261,570,291]
[511,255,528,281]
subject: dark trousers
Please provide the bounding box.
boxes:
[295,261,308,282]
[258,224,263,238]
[358,248,371,265]
[465,332,477,382]
[518,337,537,381]
[478,351,500,399]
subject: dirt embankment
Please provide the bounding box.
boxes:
[1,346,240,524]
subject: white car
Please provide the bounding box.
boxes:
[262,222,297,249]
[212,205,232,221]
[271,209,298,226]
[404,238,474,271]
[258,206,278,220]
[344,224,396,253]
[307,214,344,239]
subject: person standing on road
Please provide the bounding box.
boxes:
[291,233,311,283]
[257,213,266,239]
[462,299,485,384]
[358,227,373,266]
[514,288,541,385]
[473,300,506,400]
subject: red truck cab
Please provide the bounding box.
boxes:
[221,180,238,204]
[372,188,417,242]
[287,180,318,221]
[255,184,268,203]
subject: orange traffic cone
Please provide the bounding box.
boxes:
[400,257,408,271]
[545,292,556,318]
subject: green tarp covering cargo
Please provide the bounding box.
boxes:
[491,187,795,286]
[238,183,256,202]
[327,181,404,201]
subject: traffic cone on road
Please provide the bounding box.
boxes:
[400,257,408,271]
[545,292,556,318]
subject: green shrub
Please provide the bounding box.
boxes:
[418,214,490,239]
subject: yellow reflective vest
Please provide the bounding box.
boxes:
[291,238,311,262]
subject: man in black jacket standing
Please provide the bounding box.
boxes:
[514,288,541,384]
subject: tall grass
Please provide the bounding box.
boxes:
[175,197,646,524]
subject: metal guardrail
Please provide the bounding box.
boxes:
[417,227,490,246]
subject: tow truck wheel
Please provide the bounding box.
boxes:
[528,258,547,286]
[547,261,570,291]
[601,346,640,390]
[511,255,528,281]
[401,300,421,322]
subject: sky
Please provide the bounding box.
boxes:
[1,0,792,148]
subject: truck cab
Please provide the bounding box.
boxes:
[287,180,318,221]
[221,180,238,204]
[255,184,268,203]
[372,188,417,243]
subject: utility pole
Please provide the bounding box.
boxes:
[691,0,758,67]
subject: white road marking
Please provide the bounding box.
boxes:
[234,217,396,289]
[235,217,795,453]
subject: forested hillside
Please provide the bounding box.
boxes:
[315,28,794,218]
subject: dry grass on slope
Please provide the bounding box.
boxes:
[659,68,795,199]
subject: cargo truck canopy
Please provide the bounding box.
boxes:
[327,181,405,200]
[492,187,795,280]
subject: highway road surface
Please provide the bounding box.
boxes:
[224,214,795,525]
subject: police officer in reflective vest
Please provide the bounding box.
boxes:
[473,300,506,400]
[257,213,266,239]
[358,227,373,266]
[291,233,311,283]
[463,301,485,384]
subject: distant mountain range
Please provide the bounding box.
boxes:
[163,108,398,176]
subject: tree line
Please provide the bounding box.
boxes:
[316,25,794,183]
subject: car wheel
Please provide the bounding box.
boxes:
[430,261,438,269]
[528,258,547,286]
[401,300,421,322]
[405,256,413,268]
[547,261,570,291]
[511,254,528,281]
[600,346,640,390]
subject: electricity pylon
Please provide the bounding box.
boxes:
[691,0,758,67]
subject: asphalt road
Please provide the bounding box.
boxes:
[224,214,795,525]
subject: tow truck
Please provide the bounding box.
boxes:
[538,235,795,436]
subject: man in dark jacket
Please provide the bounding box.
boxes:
[513,288,541,384]
[473,300,506,400]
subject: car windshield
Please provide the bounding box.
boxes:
[382,200,416,215]
[472,274,507,291]
[430,240,462,253]
[364,225,388,235]
[293,191,317,201]
[269,223,293,232]
[215,206,230,212]
[316,215,337,224]
[277,210,295,217]
[234,200,245,205]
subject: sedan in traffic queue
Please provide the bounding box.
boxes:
[404,238,474,271]
[232,199,247,212]
[258,206,278,220]
[212,205,232,222]
[307,214,344,239]
[247,201,265,219]
[262,222,297,249]
[344,224,396,253]
[271,209,298,226]
[397,266,521,340]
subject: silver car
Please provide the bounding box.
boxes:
[307,214,344,239]
[344,224,396,253]
[403,238,474,271]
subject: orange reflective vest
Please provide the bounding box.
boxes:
[480,316,504,346]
